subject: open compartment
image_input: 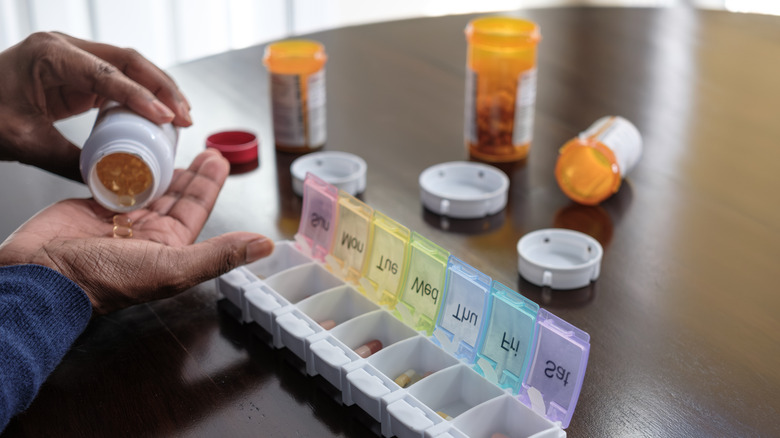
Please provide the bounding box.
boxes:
[264,262,343,304]
[309,309,418,392]
[383,364,504,438]
[244,240,313,279]
[275,285,379,361]
[448,394,564,438]
[344,336,459,421]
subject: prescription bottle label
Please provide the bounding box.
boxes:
[581,116,642,174]
[513,68,537,146]
[270,69,326,150]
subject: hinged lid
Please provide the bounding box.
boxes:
[433,256,492,363]
[519,308,590,428]
[474,282,539,394]
[325,191,373,282]
[393,232,450,335]
[296,173,339,260]
[358,211,411,307]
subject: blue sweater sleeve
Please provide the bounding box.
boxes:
[0,264,92,431]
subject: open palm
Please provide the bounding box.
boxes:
[0,149,271,314]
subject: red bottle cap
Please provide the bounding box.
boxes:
[206,131,259,165]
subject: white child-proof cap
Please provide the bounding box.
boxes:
[419,161,509,219]
[517,228,603,290]
[291,151,367,196]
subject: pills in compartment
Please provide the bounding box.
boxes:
[355,339,382,358]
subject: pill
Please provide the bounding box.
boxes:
[437,411,453,421]
[112,214,133,227]
[354,339,382,358]
[112,225,133,238]
[318,319,337,330]
[394,369,419,388]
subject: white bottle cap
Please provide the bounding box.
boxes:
[517,228,603,290]
[291,151,367,196]
[419,161,509,219]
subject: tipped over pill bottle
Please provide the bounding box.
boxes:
[80,101,178,213]
[465,16,541,163]
[263,39,327,153]
[555,116,642,205]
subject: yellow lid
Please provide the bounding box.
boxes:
[466,16,541,48]
[555,137,621,206]
[263,39,327,74]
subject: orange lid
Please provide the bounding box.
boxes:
[555,137,621,206]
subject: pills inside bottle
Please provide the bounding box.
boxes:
[465,16,541,162]
[95,152,153,207]
[80,101,178,213]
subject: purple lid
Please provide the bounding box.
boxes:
[519,308,590,428]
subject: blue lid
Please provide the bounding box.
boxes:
[432,256,492,363]
[519,308,590,428]
[473,281,539,394]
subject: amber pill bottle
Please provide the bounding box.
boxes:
[465,16,541,162]
[555,116,643,205]
[263,39,327,153]
[80,102,178,213]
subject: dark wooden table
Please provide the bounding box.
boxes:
[3,6,780,437]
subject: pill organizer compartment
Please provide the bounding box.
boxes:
[276,285,380,361]
[217,240,314,323]
[215,173,592,437]
[344,336,460,421]
[383,363,504,438]
[247,262,343,347]
[245,240,312,279]
[309,309,418,393]
[439,394,564,438]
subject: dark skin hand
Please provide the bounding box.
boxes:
[0,32,273,313]
[0,31,192,181]
[0,148,273,314]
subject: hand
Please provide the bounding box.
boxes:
[0,149,273,314]
[0,31,192,181]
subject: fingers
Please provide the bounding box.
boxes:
[147,149,229,241]
[161,232,274,293]
[51,32,192,127]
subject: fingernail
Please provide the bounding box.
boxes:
[179,102,193,125]
[246,237,274,263]
[152,99,175,120]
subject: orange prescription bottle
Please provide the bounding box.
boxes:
[465,16,541,162]
[263,39,327,153]
[555,116,643,205]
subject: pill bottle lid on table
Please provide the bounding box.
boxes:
[517,228,603,290]
[291,151,367,196]
[206,130,259,165]
[419,161,509,219]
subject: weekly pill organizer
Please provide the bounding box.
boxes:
[216,173,590,438]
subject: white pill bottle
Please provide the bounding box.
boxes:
[80,102,178,213]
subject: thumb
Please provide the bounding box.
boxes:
[171,232,274,289]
